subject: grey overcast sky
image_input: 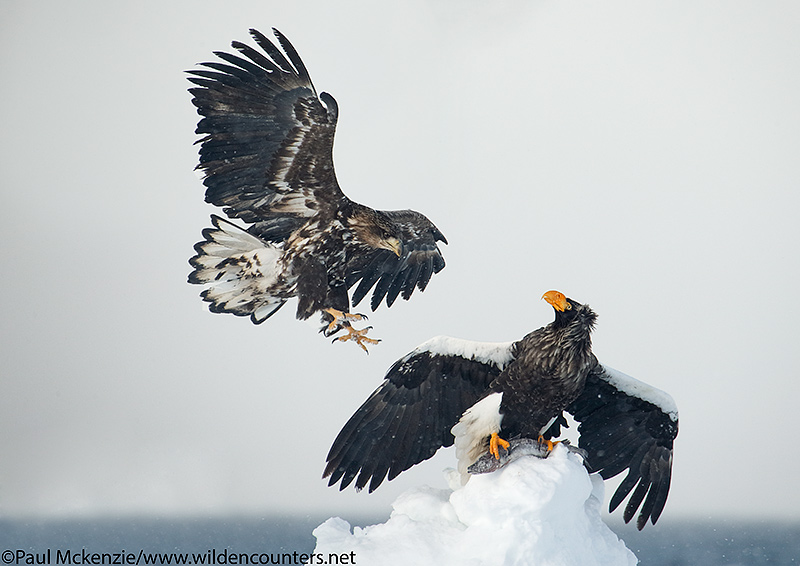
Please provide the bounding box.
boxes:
[1,0,799,524]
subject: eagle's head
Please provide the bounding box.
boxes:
[540,290,598,377]
[542,290,597,330]
[349,208,403,257]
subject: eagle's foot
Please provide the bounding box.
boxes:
[331,324,380,353]
[322,308,368,337]
[537,436,559,453]
[489,432,510,460]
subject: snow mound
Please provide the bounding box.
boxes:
[314,445,637,566]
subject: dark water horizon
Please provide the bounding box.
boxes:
[1,515,798,565]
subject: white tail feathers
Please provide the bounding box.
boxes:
[189,216,288,323]
[451,392,504,484]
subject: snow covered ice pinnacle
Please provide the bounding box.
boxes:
[314,444,637,566]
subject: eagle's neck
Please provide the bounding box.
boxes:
[516,307,597,383]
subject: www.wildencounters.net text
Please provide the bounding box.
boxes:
[3,549,355,566]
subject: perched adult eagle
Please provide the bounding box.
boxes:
[187,29,447,350]
[324,290,679,530]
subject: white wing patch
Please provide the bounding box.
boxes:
[411,336,515,369]
[451,392,504,482]
[599,365,679,421]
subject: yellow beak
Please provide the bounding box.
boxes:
[384,237,402,257]
[542,290,569,312]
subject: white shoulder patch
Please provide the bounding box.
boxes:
[411,336,515,369]
[599,364,679,421]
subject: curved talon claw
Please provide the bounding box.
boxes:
[537,435,559,452]
[323,308,369,335]
[489,432,510,460]
[332,324,381,353]
[322,308,380,351]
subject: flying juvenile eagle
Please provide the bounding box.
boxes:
[324,290,679,530]
[187,29,447,350]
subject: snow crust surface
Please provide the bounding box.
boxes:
[600,365,678,420]
[411,336,514,369]
[314,445,637,566]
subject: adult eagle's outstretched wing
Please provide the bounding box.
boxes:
[324,337,513,492]
[347,210,447,311]
[187,28,343,239]
[567,364,679,530]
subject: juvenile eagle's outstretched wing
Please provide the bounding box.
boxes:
[566,364,678,530]
[188,28,341,238]
[324,337,514,492]
[187,29,448,339]
[346,210,448,311]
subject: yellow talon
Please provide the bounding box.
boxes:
[332,324,381,353]
[323,308,366,334]
[537,435,559,452]
[489,432,510,460]
[322,308,379,352]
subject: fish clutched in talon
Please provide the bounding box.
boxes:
[489,432,510,460]
[468,438,587,475]
[537,435,559,452]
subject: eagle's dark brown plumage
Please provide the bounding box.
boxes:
[324,290,678,530]
[187,29,447,349]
